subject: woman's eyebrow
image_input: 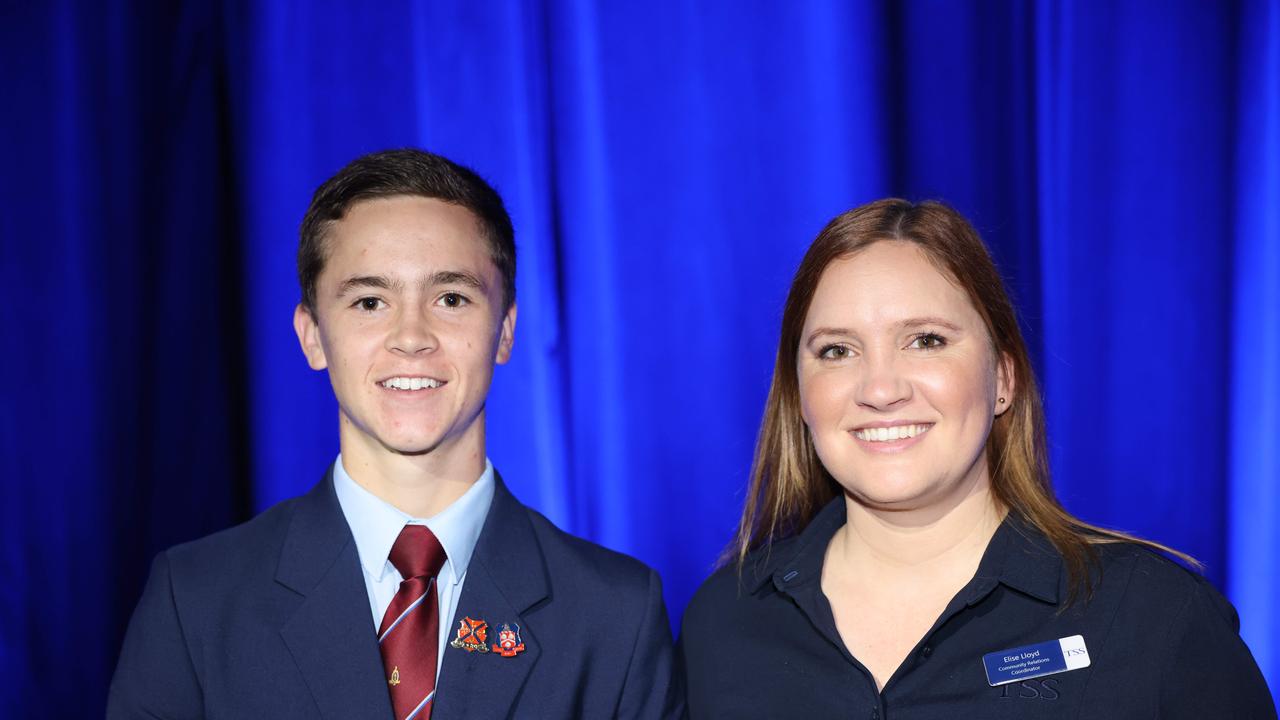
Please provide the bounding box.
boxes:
[897,316,962,332]
[806,317,961,342]
[805,327,855,344]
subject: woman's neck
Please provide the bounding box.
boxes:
[831,477,1005,588]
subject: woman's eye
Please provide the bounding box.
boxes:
[353,297,385,312]
[819,344,851,360]
[438,292,471,308]
[909,333,947,350]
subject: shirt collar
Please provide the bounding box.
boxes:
[970,511,1062,605]
[752,497,1063,605]
[332,454,496,587]
[748,496,846,593]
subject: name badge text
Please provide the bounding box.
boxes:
[982,635,1090,686]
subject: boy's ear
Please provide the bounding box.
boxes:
[495,302,517,365]
[293,304,328,370]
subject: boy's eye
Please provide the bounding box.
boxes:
[909,333,947,350]
[354,297,385,312]
[438,293,470,308]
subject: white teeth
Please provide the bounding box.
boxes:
[381,377,442,391]
[854,424,932,442]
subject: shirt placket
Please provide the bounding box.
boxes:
[779,568,1004,719]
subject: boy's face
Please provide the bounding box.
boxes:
[294,195,515,462]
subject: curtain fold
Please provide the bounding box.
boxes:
[1230,0,1280,685]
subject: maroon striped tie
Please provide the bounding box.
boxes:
[378,525,447,720]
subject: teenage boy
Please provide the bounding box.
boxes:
[109,149,680,719]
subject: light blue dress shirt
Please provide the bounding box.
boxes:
[332,454,495,678]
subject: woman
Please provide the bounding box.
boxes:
[679,200,1274,718]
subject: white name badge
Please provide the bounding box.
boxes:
[982,635,1091,686]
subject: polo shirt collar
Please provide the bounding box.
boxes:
[747,496,846,593]
[332,454,495,587]
[969,512,1062,605]
[751,497,1063,605]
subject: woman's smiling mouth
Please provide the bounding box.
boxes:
[851,423,933,442]
[849,422,934,452]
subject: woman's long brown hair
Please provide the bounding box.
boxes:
[730,199,1197,599]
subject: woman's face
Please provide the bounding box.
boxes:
[797,240,1012,512]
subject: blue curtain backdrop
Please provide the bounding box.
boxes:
[2,1,1277,716]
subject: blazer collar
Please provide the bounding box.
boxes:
[467,470,550,613]
[272,466,554,720]
[275,466,353,594]
[431,471,550,719]
[276,467,394,720]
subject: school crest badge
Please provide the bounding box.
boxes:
[491,622,526,657]
[450,616,490,653]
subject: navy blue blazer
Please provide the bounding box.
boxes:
[108,468,682,719]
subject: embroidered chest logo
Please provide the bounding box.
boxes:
[998,678,1061,700]
[491,622,526,657]
[450,616,490,653]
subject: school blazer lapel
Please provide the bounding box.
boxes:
[432,474,550,719]
[276,469,394,720]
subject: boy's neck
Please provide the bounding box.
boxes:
[338,425,487,519]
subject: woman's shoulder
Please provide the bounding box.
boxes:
[682,563,746,626]
[1090,539,1245,644]
[1090,541,1274,714]
[1094,540,1228,610]
[681,536,804,635]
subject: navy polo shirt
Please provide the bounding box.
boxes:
[679,499,1276,719]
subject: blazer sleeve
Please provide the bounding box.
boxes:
[615,568,686,720]
[1158,579,1276,719]
[107,552,205,720]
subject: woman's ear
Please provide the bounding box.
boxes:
[995,352,1015,416]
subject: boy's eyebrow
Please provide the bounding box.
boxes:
[336,275,400,296]
[336,271,487,297]
[428,270,485,290]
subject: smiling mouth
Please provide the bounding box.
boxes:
[380,376,446,391]
[851,423,933,443]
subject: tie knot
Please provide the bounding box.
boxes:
[388,525,447,580]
